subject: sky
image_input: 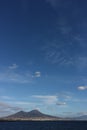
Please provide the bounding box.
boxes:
[0,0,87,117]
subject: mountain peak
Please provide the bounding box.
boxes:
[29,109,41,114]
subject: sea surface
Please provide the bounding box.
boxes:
[0,121,87,130]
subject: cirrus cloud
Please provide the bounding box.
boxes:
[34,71,41,78]
[0,102,22,117]
[32,95,58,105]
[78,86,87,90]
[8,64,18,70]
[56,102,66,106]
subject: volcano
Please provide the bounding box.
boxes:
[3,110,61,120]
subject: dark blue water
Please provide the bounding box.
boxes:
[0,121,87,130]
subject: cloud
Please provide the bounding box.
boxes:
[0,69,33,84]
[56,102,66,106]
[75,57,87,70]
[58,92,72,100]
[0,102,22,117]
[70,98,87,103]
[0,65,42,84]
[62,111,87,118]
[14,101,36,105]
[32,95,58,105]
[0,102,10,108]
[46,0,73,9]
[9,100,42,107]
[63,112,73,114]
[78,86,87,90]
[8,101,42,112]
[74,35,87,48]
[0,96,14,100]
[8,64,18,70]
[77,112,87,116]
[34,71,41,78]
[42,42,75,66]
[41,4,87,69]
[42,41,87,70]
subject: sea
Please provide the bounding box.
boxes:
[0,121,87,130]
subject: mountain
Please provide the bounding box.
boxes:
[3,110,62,121]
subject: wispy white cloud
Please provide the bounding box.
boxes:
[42,42,74,66]
[0,66,33,84]
[13,101,36,106]
[46,0,73,9]
[8,64,18,70]
[56,102,66,106]
[72,99,87,102]
[32,95,58,105]
[58,92,72,100]
[62,111,87,118]
[0,96,14,100]
[77,112,87,116]
[74,35,87,48]
[0,64,42,84]
[63,112,73,115]
[78,86,87,90]
[33,71,41,78]
[42,41,87,71]
[57,17,72,35]
[75,57,87,70]
[57,91,87,104]
[7,101,42,112]
[41,6,87,69]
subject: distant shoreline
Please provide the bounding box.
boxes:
[0,119,87,122]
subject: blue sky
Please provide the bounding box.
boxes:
[0,0,87,117]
